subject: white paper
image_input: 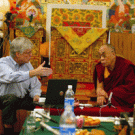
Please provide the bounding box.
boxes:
[33,109,44,117]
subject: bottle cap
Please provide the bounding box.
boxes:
[68,85,72,89]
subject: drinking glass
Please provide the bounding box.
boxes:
[42,105,50,122]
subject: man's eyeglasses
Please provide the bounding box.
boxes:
[23,51,32,55]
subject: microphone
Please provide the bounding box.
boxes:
[108,92,113,108]
[108,92,113,102]
[99,92,117,116]
[36,111,58,124]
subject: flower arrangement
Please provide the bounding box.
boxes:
[26,6,38,26]
[27,9,36,23]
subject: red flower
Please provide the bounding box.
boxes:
[11,11,17,14]
[10,7,14,11]
[10,6,20,14]
[16,7,20,11]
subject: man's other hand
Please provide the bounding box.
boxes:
[97,88,108,98]
[33,95,40,102]
[97,96,107,106]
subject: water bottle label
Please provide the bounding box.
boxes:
[64,98,74,111]
[60,126,75,135]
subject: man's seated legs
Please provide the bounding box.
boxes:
[0,93,37,134]
[0,94,18,126]
[18,92,36,111]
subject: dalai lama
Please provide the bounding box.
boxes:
[93,44,135,108]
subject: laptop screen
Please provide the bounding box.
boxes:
[45,79,77,108]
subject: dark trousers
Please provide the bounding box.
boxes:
[0,93,36,125]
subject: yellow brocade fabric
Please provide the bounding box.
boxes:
[104,67,110,78]
[56,27,107,54]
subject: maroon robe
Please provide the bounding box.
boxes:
[94,56,135,108]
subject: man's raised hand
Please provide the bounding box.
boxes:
[29,61,53,77]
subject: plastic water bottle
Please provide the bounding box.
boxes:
[26,111,36,135]
[59,105,76,135]
[64,85,75,112]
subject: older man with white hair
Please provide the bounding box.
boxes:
[0,37,52,134]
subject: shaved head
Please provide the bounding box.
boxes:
[100,44,116,54]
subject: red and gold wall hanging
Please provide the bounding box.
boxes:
[46,4,107,83]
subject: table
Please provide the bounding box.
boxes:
[19,106,134,134]
[19,116,116,135]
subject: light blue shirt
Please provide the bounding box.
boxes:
[0,56,41,98]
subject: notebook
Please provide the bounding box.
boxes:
[45,79,77,108]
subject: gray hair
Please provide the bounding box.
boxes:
[10,37,33,58]
[103,43,116,54]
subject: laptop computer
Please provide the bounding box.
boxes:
[45,79,77,108]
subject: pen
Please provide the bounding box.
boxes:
[40,121,59,135]
[36,111,58,124]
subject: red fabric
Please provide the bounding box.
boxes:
[35,106,133,116]
[94,56,135,108]
[81,106,133,116]
[76,82,94,90]
[50,107,82,116]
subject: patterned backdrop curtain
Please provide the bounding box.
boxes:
[46,4,108,83]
